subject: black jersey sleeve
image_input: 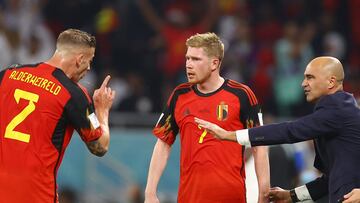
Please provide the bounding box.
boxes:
[66,84,102,142]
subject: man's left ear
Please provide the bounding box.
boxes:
[76,54,84,67]
[328,76,336,89]
[211,58,220,71]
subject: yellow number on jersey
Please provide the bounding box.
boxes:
[5,89,39,143]
[198,125,208,144]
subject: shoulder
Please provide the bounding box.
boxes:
[52,69,91,103]
[174,82,193,90]
[76,83,92,103]
[4,63,41,71]
[172,82,193,95]
[224,79,258,105]
[226,79,253,90]
[166,82,193,106]
[0,63,43,82]
[316,91,355,110]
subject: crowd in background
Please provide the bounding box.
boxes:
[0,0,359,117]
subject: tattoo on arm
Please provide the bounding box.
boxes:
[86,140,107,157]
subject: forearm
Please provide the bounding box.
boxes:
[253,146,270,198]
[201,0,218,30]
[85,109,110,156]
[145,139,171,196]
[97,124,110,151]
[136,0,163,32]
[305,175,328,200]
[287,185,312,202]
[96,108,110,150]
[89,75,114,156]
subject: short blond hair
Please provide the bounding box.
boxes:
[186,32,224,61]
[56,29,96,50]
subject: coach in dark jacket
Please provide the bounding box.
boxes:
[195,56,360,203]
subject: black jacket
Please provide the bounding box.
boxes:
[249,91,360,202]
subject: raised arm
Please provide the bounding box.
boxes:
[145,138,172,203]
[198,0,218,31]
[136,0,164,33]
[268,175,328,202]
[87,75,115,156]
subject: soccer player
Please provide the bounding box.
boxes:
[0,29,115,202]
[195,56,360,202]
[145,32,270,203]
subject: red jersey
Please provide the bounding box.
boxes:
[0,63,102,203]
[153,79,260,203]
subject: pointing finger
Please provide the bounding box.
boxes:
[100,75,111,89]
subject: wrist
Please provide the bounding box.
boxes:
[235,129,251,146]
[96,110,109,121]
[96,111,109,125]
[258,186,270,196]
[225,131,236,141]
[144,190,156,197]
[294,185,312,201]
[290,189,300,202]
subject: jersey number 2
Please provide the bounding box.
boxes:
[5,89,39,143]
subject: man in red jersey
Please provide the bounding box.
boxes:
[0,29,115,203]
[145,32,270,203]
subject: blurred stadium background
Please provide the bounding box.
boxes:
[0,0,359,202]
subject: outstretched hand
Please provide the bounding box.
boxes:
[343,189,360,203]
[93,75,115,112]
[267,187,291,203]
[194,117,235,141]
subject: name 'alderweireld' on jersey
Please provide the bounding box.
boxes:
[8,70,62,95]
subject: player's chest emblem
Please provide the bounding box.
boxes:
[216,102,228,121]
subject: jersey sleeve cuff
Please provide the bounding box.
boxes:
[295,185,312,201]
[235,129,251,147]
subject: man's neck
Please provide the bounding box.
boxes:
[196,76,225,94]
